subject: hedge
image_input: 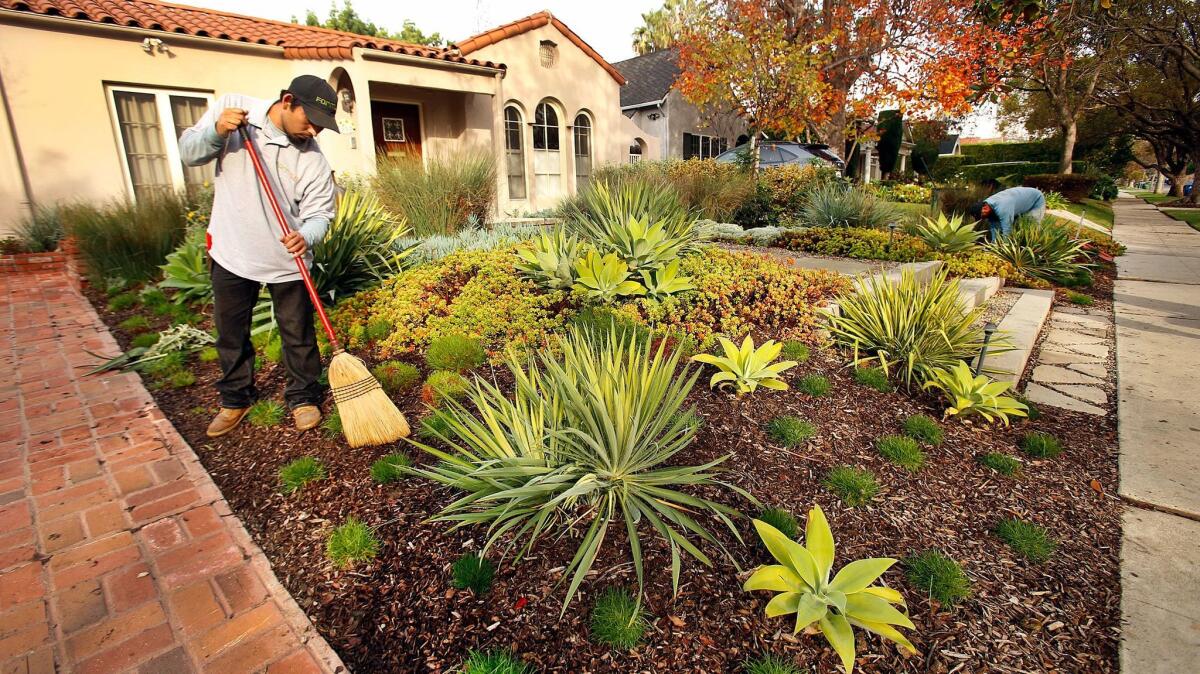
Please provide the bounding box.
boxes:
[1022,174,1099,202]
[960,141,1058,164]
[928,155,971,182]
[959,161,1085,185]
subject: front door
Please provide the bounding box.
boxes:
[372,101,422,159]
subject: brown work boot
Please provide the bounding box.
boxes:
[206,407,249,438]
[293,405,321,432]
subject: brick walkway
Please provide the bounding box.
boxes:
[0,271,344,673]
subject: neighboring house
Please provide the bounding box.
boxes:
[0,3,654,233]
[613,48,746,162]
[452,11,656,214]
[848,121,916,184]
[938,134,962,156]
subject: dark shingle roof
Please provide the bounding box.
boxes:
[612,48,679,108]
[938,134,961,155]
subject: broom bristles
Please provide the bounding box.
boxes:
[328,351,409,448]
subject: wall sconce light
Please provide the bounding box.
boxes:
[648,112,661,121]
[142,37,170,54]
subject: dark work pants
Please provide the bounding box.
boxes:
[211,260,324,410]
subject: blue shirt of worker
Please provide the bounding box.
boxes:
[980,187,1046,239]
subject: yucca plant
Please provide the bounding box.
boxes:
[311,189,411,303]
[923,360,1029,424]
[563,179,698,252]
[639,258,695,299]
[405,325,751,611]
[825,269,1007,389]
[158,226,211,305]
[906,213,982,252]
[799,183,903,230]
[984,217,1090,283]
[514,228,581,290]
[692,335,797,395]
[744,506,916,673]
[573,250,646,301]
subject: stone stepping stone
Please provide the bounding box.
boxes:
[1032,364,1104,385]
[1059,342,1109,359]
[1045,383,1107,405]
[1066,363,1108,379]
[1025,382,1105,415]
[1046,328,1105,346]
[1038,349,1102,365]
[1052,311,1108,326]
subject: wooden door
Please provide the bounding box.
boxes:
[372,102,422,159]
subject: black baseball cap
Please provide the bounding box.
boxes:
[285,75,340,133]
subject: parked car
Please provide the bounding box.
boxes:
[714,141,846,170]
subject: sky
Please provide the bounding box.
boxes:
[183,0,1003,137]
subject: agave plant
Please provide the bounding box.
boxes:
[158,226,211,305]
[906,213,982,252]
[640,259,695,299]
[745,505,915,673]
[573,250,646,301]
[692,335,797,394]
[514,228,581,290]
[922,360,1029,424]
[563,180,699,254]
[605,215,689,273]
[984,217,1090,283]
[825,269,1008,389]
[406,326,751,611]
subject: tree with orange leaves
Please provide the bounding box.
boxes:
[676,0,1035,162]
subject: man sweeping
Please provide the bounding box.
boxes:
[968,186,1047,241]
[179,75,339,438]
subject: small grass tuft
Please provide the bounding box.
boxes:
[247,400,285,427]
[141,351,184,375]
[118,315,151,333]
[167,370,196,388]
[853,366,892,392]
[198,346,219,363]
[130,333,160,349]
[780,341,811,363]
[905,550,971,606]
[370,453,412,484]
[326,517,378,569]
[321,409,342,439]
[425,334,486,372]
[742,654,808,674]
[451,552,495,595]
[978,452,1022,476]
[1020,431,1063,458]
[106,293,138,312]
[1067,291,1094,306]
[461,649,532,674]
[424,371,470,406]
[1013,394,1041,421]
[262,335,283,363]
[757,508,799,539]
[278,457,325,494]
[824,466,879,506]
[797,374,831,397]
[372,360,421,394]
[417,411,454,440]
[995,518,1057,563]
[903,414,943,446]
[590,588,648,649]
[876,435,925,472]
[365,318,392,343]
[765,416,816,447]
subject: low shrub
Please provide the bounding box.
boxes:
[871,182,933,204]
[1020,431,1063,458]
[797,374,830,396]
[995,518,1057,563]
[854,366,892,392]
[876,435,925,472]
[905,550,971,606]
[742,655,808,674]
[461,650,532,674]
[370,453,412,484]
[278,457,325,494]
[765,416,816,447]
[372,151,496,237]
[590,588,648,649]
[825,466,878,506]
[929,250,1046,288]
[1067,291,1094,306]
[326,517,379,569]
[780,340,810,362]
[422,371,469,406]
[118,316,151,333]
[451,552,496,595]
[903,415,943,446]
[775,227,929,262]
[1022,173,1098,202]
[758,163,832,219]
[1090,175,1119,201]
[371,361,421,394]
[934,184,993,217]
[978,452,1022,475]
[1070,225,1125,257]
[247,400,285,427]
[756,507,798,539]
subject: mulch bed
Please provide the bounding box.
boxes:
[83,266,1121,674]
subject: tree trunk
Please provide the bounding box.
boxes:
[823,107,847,170]
[1167,168,1188,196]
[1190,156,1200,205]
[1059,120,1077,174]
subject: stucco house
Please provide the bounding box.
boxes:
[613,48,746,162]
[0,2,655,234]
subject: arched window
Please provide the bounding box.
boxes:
[573,113,592,191]
[533,102,562,198]
[504,106,526,200]
[629,138,645,164]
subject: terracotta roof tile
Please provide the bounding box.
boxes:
[453,10,625,85]
[0,0,504,69]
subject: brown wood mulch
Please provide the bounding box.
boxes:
[83,268,1121,674]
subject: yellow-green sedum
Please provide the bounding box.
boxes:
[744,505,916,672]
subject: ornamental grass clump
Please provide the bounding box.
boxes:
[902,415,943,446]
[826,269,999,389]
[461,650,532,674]
[875,435,925,472]
[978,452,1022,476]
[370,453,412,484]
[406,325,750,611]
[766,416,816,447]
[321,409,343,439]
[422,371,470,407]
[247,400,285,427]
[744,506,916,673]
[797,374,830,397]
[854,366,892,392]
[326,517,378,569]
[278,457,325,494]
[742,654,808,674]
[1020,431,1063,458]
[825,467,878,506]
[799,183,904,230]
[905,550,971,607]
[994,518,1057,563]
[590,588,649,649]
[372,361,421,394]
[780,340,810,362]
[426,334,486,372]
[451,552,496,595]
[757,507,799,539]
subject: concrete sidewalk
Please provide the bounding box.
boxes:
[1112,195,1200,672]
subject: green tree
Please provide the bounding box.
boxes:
[295,1,443,46]
[631,0,703,55]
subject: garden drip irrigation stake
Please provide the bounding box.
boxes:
[238,126,409,447]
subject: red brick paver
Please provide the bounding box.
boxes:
[0,271,345,673]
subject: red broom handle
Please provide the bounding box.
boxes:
[237,126,342,352]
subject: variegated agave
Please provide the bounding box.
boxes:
[691,335,796,394]
[745,505,916,673]
[514,228,580,290]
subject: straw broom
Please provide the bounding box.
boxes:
[238,127,409,447]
